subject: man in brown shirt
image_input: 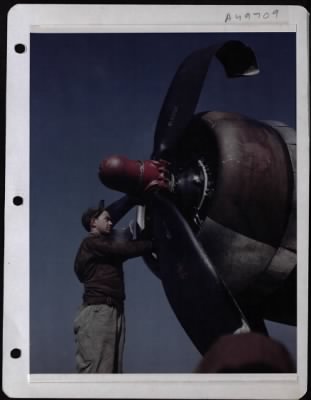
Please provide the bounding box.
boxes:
[73,197,152,373]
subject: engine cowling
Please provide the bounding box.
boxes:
[139,111,296,325]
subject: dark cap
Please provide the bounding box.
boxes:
[81,200,105,232]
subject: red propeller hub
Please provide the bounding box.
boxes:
[99,155,171,195]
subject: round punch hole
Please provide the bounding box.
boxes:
[10,348,21,359]
[13,196,23,206]
[14,44,26,54]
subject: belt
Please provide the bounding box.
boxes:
[84,295,124,311]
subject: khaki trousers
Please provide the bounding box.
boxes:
[74,304,125,373]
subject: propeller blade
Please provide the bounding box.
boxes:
[149,192,250,355]
[152,40,259,161]
[105,195,136,225]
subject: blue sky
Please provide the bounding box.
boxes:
[30,32,296,373]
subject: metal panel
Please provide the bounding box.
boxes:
[264,122,297,250]
[263,121,296,145]
[252,247,297,297]
[197,216,276,294]
[201,113,293,248]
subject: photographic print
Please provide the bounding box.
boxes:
[3,4,309,399]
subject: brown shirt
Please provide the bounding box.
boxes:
[74,233,152,306]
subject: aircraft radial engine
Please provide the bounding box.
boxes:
[98,41,296,355]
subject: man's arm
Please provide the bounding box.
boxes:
[86,235,153,260]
